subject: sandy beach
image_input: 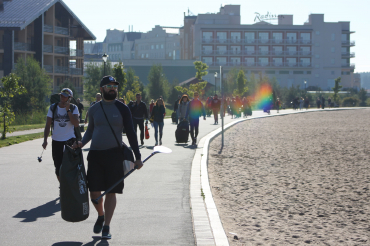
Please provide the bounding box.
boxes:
[208,109,370,245]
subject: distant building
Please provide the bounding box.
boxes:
[184,5,356,89]
[0,0,96,94]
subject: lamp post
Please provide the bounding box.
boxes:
[102,53,108,76]
[304,80,307,91]
[214,72,218,95]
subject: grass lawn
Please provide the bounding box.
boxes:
[0,132,44,148]
[164,108,174,118]
[11,123,45,132]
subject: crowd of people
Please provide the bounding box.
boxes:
[42,74,335,240]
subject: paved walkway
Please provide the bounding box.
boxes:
[0,108,364,245]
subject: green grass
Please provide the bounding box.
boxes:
[0,132,44,148]
[164,108,174,118]
[12,123,45,132]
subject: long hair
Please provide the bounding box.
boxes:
[179,94,189,104]
[155,98,166,108]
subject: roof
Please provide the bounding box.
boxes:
[0,0,95,39]
[124,32,142,42]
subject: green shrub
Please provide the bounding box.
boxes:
[11,110,47,125]
[342,97,359,107]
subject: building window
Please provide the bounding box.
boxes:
[259,46,269,55]
[287,33,297,43]
[156,44,159,49]
[273,46,283,55]
[216,46,227,55]
[231,46,241,55]
[151,45,154,49]
[202,32,213,42]
[293,71,304,74]
[286,58,297,66]
[202,57,213,64]
[231,32,241,43]
[273,57,283,66]
[244,32,255,43]
[272,32,283,43]
[258,32,269,43]
[245,57,255,66]
[331,71,335,75]
[331,59,335,64]
[300,58,310,67]
[216,32,227,43]
[266,70,275,74]
[279,71,289,74]
[244,46,255,55]
[331,33,335,41]
[161,44,164,49]
[258,57,269,66]
[216,57,227,65]
[202,46,213,55]
[169,52,172,57]
[146,53,148,58]
[287,46,297,55]
[331,47,335,53]
[230,57,241,65]
[300,46,310,55]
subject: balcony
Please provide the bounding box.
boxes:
[341,52,355,58]
[201,38,313,45]
[44,25,53,33]
[70,49,83,57]
[54,66,69,74]
[205,61,312,68]
[43,44,53,53]
[341,40,355,46]
[341,63,355,69]
[54,46,69,55]
[203,50,313,56]
[55,26,69,35]
[0,41,3,49]
[70,67,83,75]
[44,65,53,73]
[14,42,34,52]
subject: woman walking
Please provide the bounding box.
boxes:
[151,98,166,146]
[177,94,189,122]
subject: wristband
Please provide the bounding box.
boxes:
[67,109,71,113]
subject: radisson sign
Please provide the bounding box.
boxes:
[254,12,284,22]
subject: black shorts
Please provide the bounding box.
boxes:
[87,147,124,194]
[52,138,76,176]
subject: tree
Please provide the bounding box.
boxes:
[224,68,238,95]
[175,81,208,98]
[113,62,127,99]
[13,57,52,113]
[194,61,208,81]
[359,88,367,106]
[233,70,248,97]
[332,77,343,105]
[0,73,27,139]
[147,64,169,101]
[84,61,112,103]
[124,68,141,102]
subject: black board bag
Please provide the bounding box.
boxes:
[175,120,189,143]
[171,112,177,123]
[60,146,89,222]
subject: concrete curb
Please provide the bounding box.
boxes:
[190,107,367,245]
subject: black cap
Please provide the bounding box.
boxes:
[100,75,119,87]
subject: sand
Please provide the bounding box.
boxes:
[208,109,370,245]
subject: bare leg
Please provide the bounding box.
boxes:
[104,193,116,226]
[90,191,104,216]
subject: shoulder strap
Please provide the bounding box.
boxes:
[100,101,121,148]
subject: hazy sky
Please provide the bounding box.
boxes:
[63,0,369,72]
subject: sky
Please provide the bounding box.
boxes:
[63,0,370,72]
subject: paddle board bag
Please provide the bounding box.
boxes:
[60,146,89,222]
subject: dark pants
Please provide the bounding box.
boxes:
[133,118,144,141]
[213,109,219,122]
[189,118,199,142]
[52,138,76,176]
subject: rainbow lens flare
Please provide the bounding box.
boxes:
[253,84,273,109]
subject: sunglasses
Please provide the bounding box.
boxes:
[61,90,71,96]
[103,85,118,89]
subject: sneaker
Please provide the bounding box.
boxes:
[93,215,104,234]
[159,140,162,145]
[141,140,144,145]
[102,225,111,239]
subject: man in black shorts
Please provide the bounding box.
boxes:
[75,75,143,239]
[42,88,80,183]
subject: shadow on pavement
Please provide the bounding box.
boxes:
[13,197,60,222]
[52,236,109,246]
[174,143,188,146]
[145,146,154,150]
[183,145,198,149]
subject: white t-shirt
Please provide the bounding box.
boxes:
[47,104,79,141]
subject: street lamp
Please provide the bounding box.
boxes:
[214,72,218,95]
[102,53,108,76]
[304,80,307,91]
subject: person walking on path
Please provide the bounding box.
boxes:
[42,88,80,183]
[276,98,281,113]
[328,97,332,109]
[151,98,166,146]
[128,93,149,145]
[299,97,304,110]
[211,94,221,124]
[316,97,321,109]
[177,94,189,122]
[85,93,102,124]
[304,97,309,110]
[76,98,84,122]
[74,75,143,240]
[173,95,181,124]
[321,96,325,109]
[185,91,206,146]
